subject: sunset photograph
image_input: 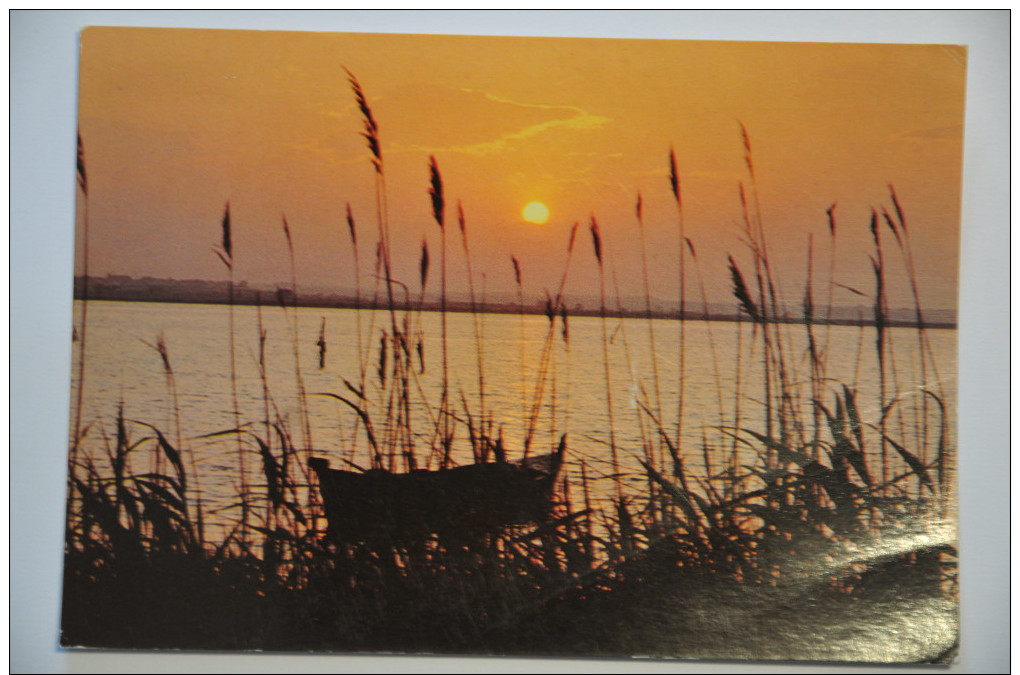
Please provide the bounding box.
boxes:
[59,25,965,662]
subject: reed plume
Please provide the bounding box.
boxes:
[212,201,250,544]
[344,203,368,391]
[345,67,381,175]
[727,255,760,324]
[821,203,839,383]
[281,215,313,459]
[886,185,946,484]
[512,254,527,442]
[61,68,956,656]
[427,156,453,466]
[590,215,621,498]
[457,201,488,446]
[345,67,397,347]
[686,238,727,444]
[869,208,890,488]
[634,191,664,467]
[522,223,579,456]
[668,146,688,464]
[141,333,205,546]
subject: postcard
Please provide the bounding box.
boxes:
[62,27,963,662]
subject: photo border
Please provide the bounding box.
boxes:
[10,10,1009,673]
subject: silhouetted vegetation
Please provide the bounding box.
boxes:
[62,73,957,662]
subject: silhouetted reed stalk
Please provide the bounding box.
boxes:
[63,71,956,653]
[851,309,867,387]
[281,215,313,459]
[548,335,559,449]
[737,138,797,455]
[254,294,277,536]
[212,202,250,544]
[559,302,572,441]
[522,223,578,457]
[341,205,385,464]
[728,307,746,498]
[347,67,409,471]
[635,192,665,468]
[803,234,824,455]
[395,262,440,461]
[684,238,726,419]
[668,148,688,460]
[684,238,735,493]
[884,186,947,486]
[344,204,368,391]
[142,333,205,546]
[346,67,399,365]
[512,255,527,443]
[609,260,654,470]
[457,201,488,444]
[68,131,90,536]
[736,183,771,450]
[251,296,308,548]
[822,203,838,361]
[428,156,453,467]
[727,251,767,472]
[868,209,891,490]
[873,204,923,502]
[590,216,621,499]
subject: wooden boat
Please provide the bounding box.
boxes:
[309,438,565,547]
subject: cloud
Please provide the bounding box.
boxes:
[388,86,611,156]
[412,113,609,156]
[286,85,614,173]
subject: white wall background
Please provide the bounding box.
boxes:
[10,10,1010,673]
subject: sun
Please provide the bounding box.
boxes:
[522,201,550,225]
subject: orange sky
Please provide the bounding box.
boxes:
[76,27,967,311]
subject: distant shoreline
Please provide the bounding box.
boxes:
[73,283,956,330]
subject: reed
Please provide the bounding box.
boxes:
[254,294,275,544]
[67,131,90,540]
[735,125,800,459]
[589,216,621,500]
[70,132,89,456]
[343,203,368,391]
[522,222,579,457]
[668,147,688,463]
[457,201,489,451]
[428,156,453,467]
[281,215,314,460]
[803,234,824,456]
[868,208,891,488]
[63,72,955,658]
[345,67,399,382]
[634,192,664,469]
[211,201,251,546]
[512,254,527,443]
[883,186,948,492]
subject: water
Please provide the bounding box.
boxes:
[69,300,956,534]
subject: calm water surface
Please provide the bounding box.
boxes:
[70,300,956,534]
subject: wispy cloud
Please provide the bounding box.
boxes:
[393,88,611,156]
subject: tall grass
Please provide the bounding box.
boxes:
[634,192,665,470]
[67,131,90,540]
[63,72,956,659]
[457,200,489,457]
[211,202,253,545]
[280,214,314,457]
[428,156,453,467]
[668,147,688,464]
